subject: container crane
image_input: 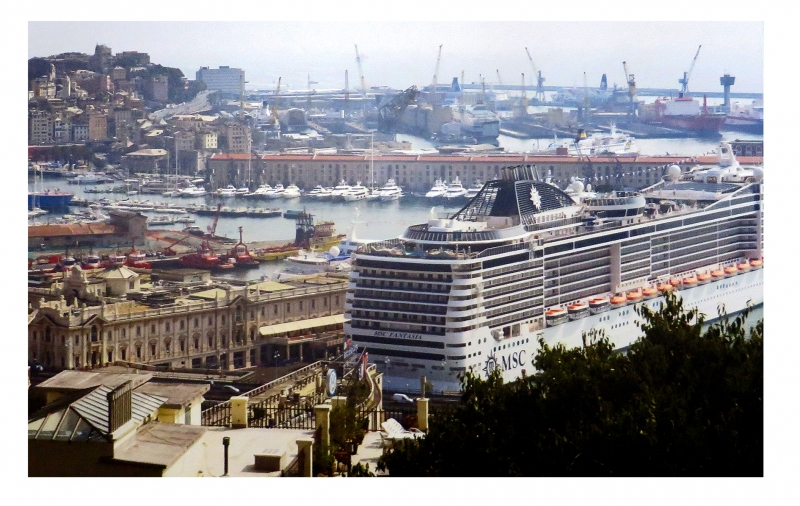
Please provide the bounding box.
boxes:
[496,69,503,87]
[354,45,367,95]
[622,61,637,115]
[525,47,546,102]
[679,45,702,98]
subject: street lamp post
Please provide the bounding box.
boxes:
[274,350,280,381]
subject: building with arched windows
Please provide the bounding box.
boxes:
[28,271,348,372]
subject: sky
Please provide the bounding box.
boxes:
[28,20,764,94]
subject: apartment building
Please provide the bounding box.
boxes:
[29,110,53,145]
[225,122,250,153]
[196,66,244,96]
[88,112,108,141]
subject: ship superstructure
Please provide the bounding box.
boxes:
[344,163,764,393]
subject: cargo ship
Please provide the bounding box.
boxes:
[643,96,726,134]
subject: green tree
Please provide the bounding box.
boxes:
[378,294,762,477]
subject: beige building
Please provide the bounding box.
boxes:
[28,274,348,372]
[206,152,765,192]
[174,131,195,152]
[225,122,250,153]
[29,110,53,144]
[88,112,108,141]
[111,66,127,81]
[198,131,218,150]
[120,148,169,173]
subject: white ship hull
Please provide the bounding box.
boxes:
[366,268,763,393]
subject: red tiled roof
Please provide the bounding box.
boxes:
[240,153,764,165]
[28,223,118,238]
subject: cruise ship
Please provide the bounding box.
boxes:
[344,154,764,393]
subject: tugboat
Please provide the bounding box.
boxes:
[178,242,227,270]
[223,227,260,269]
[125,244,152,270]
[178,206,233,271]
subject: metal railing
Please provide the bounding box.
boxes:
[247,392,326,429]
[200,360,327,426]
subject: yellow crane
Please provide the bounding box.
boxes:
[271,77,281,124]
[622,61,636,115]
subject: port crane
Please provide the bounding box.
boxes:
[207,203,222,239]
[270,77,282,124]
[496,69,503,87]
[162,235,188,257]
[378,85,418,133]
[354,45,367,95]
[430,44,443,104]
[622,61,637,115]
[678,45,702,98]
[525,47,546,102]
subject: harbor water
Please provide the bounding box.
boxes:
[28,132,762,282]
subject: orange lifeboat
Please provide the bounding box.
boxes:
[589,297,610,314]
[658,283,673,293]
[627,290,643,302]
[724,265,739,276]
[737,262,752,272]
[669,278,682,287]
[697,272,712,284]
[711,269,726,279]
[683,276,698,286]
[642,287,659,299]
[545,308,569,326]
[567,302,589,320]
[749,259,763,269]
[610,295,628,308]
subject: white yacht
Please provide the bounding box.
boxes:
[444,176,468,199]
[179,185,207,197]
[465,180,485,199]
[330,180,352,201]
[426,179,448,198]
[366,188,381,200]
[266,184,286,199]
[246,184,273,198]
[216,185,237,197]
[315,187,334,199]
[378,179,403,201]
[306,185,326,198]
[343,182,369,201]
[236,186,250,196]
[345,164,764,393]
[282,184,302,199]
